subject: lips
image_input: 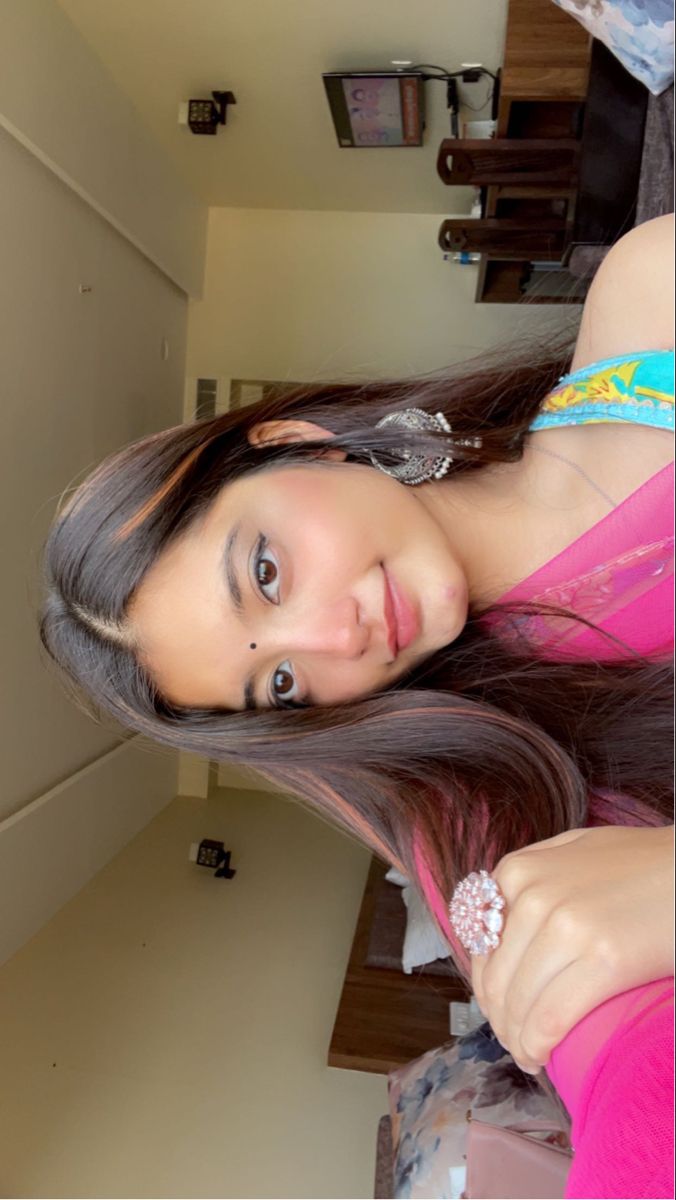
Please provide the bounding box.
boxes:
[382,568,398,658]
[382,565,419,657]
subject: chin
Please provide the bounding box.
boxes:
[437,617,466,652]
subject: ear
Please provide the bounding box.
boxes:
[247,418,346,462]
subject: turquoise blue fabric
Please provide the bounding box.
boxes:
[529,349,675,434]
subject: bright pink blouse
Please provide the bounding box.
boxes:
[415,352,674,1195]
[490,460,674,1199]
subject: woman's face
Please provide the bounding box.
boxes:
[127,462,469,711]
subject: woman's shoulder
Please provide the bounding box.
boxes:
[570,215,674,375]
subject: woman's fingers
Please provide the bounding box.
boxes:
[467,827,674,1072]
[472,887,561,1069]
[514,956,617,1067]
[471,893,537,1031]
[496,900,585,1064]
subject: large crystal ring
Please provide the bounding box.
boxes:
[449,870,506,956]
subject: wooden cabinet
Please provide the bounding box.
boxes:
[496,0,591,122]
[477,0,592,303]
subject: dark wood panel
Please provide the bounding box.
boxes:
[506,100,584,139]
[476,258,587,304]
[328,857,469,1075]
[502,0,592,74]
[497,0,591,135]
[440,216,566,258]
[565,38,649,253]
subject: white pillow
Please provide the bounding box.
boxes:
[401,883,452,974]
[385,866,410,888]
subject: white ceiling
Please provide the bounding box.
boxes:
[56,0,507,213]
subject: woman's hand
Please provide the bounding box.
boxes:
[470,824,674,1074]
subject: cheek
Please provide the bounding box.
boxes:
[263,468,418,590]
[294,507,361,585]
[270,474,374,569]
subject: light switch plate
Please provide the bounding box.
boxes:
[450,1001,470,1035]
[450,997,485,1036]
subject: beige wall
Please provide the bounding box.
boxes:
[0,3,581,1197]
[0,119,188,823]
[189,205,562,389]
[0,786,386,1200]
[0,0,199,965]
[57,0,509,215]
[2,0,206,296]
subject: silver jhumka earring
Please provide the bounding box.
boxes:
[369,408,483,486]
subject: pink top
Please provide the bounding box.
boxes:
[481,462,673,662]
[487,461,674,1199]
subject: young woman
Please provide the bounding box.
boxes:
[40,215,674,1195]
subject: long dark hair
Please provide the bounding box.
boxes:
[39,334,674,976]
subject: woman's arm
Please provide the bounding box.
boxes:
[470,823,675,1072]
[550,978,674,1199]
[571,213,675,373]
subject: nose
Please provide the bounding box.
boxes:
[281,596,368,660]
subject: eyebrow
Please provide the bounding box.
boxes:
[222,522,258,711]
[223,523,244,614]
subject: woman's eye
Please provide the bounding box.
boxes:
[250,539,304,708]
[271,660,300,706]
[254,538,280,604]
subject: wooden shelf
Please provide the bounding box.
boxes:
[496,0,591,136]
[476,256,588,304]
[328,857,469,1075]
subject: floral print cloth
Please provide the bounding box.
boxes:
[552,0,674,95]
[388,1024,570,1199]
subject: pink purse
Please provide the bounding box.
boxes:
[463,1118,573,1199]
